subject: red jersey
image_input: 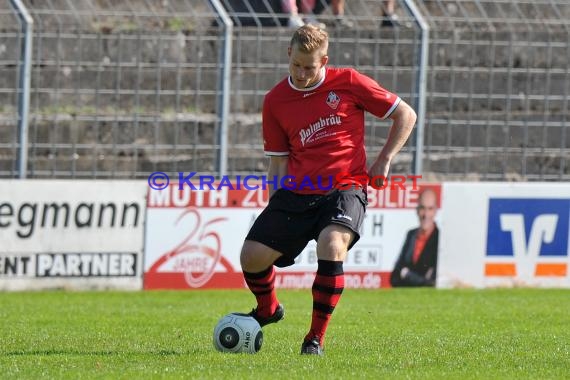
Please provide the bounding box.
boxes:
[263,66,401,194]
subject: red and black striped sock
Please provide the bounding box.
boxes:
[243,266,279,318]
[305,260,344,347]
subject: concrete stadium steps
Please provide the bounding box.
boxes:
[425,150,568,181]
[2,27,421,113]
[2,0,568,179]
[3,108,566,179]
[4,26,567,115]
[0,115,219,177]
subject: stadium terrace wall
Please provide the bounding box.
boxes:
[4,0,568,181]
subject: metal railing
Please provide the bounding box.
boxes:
[417,0,570,181]
[2,0,569,181]
[8,0,33,179]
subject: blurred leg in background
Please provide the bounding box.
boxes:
[330,0,354,28]
[312,0,354,29]
[381,0,400,27]
[282,0,305,28]
[298,0,328,29]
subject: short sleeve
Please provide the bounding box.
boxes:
[350,70,401,120]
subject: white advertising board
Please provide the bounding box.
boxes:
[144,183,441,289]
[0,180,147,290]
[438,182,570,288]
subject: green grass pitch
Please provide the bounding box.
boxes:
[1,288,569,379]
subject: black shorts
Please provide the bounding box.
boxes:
[245,188,367,267]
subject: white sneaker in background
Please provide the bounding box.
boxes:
[287,14,305,28]
[334,16,354,29]
[303,15,326,29]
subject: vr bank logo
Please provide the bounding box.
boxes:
[486,199,570,277]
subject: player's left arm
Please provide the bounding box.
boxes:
[368,100,416,187]
[267,155,289,199]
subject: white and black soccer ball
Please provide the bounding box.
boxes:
[213,313,263,354]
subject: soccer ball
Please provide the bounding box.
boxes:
[213,313,263,354]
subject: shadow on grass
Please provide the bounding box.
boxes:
[5,349,191,356]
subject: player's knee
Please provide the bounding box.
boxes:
[318,240,349,261]
[317,227,353,261]
[240,240,272,272]
[240,246,255,271]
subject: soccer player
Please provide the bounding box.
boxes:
[390,188,439,287]
[240,25,417,355]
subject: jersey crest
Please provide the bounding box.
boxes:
[326,91,340,109]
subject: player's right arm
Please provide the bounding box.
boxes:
[267,155,288,199]
[262,92,290,199]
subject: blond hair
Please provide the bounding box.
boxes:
[290,25,329,55]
